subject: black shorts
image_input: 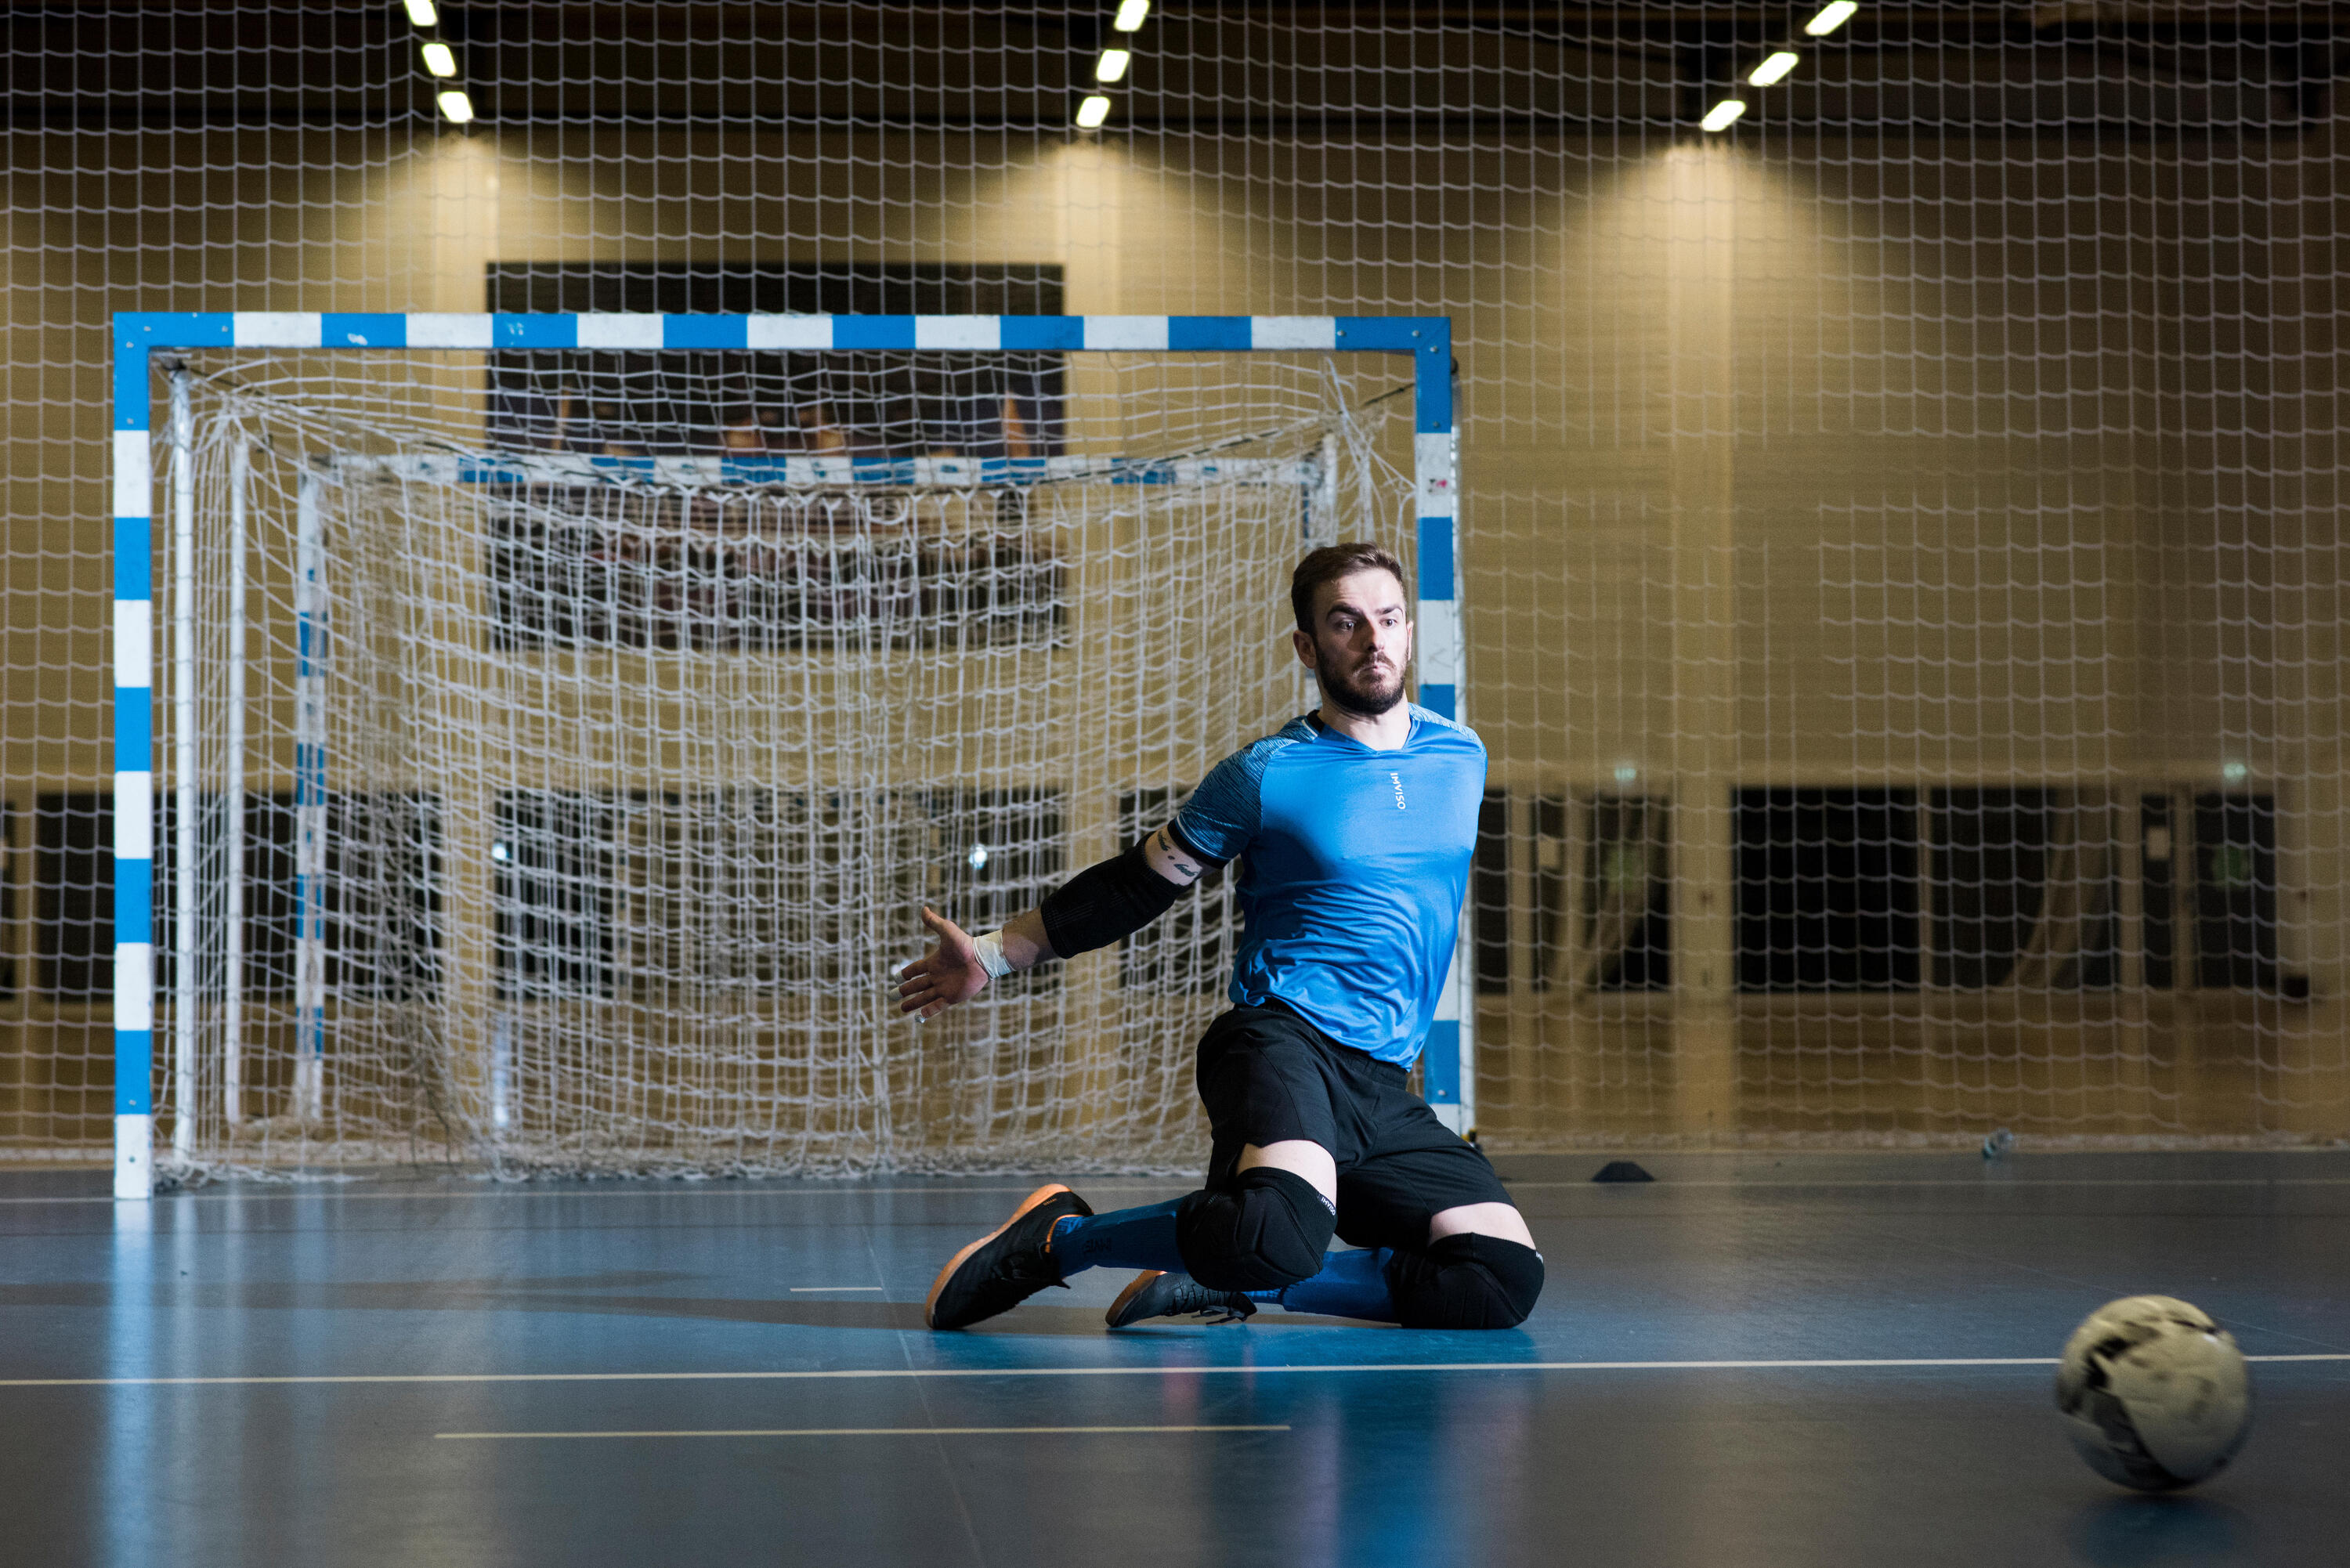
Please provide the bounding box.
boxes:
[1195,1004,1514,1251]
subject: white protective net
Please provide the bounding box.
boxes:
[8,7,2349,1164]
[152,345,1415,1175]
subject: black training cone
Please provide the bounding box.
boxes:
[1591,1160,1654,1183]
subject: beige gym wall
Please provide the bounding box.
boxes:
[4,124,2340,1146]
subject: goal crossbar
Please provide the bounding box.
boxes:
[324,452,1324,492]
[107,310,1463,1198]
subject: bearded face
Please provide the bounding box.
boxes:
[1299,568,1412,719]
[1312,630,1406,715]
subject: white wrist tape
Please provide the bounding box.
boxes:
[972,930,1014,981]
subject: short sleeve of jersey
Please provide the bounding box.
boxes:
[1168,739,1276,865]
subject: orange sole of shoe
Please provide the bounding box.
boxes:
[1104,1270,1166,1329]
[923,1181,1074,1330]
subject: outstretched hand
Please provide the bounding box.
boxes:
[896,906,991,1022]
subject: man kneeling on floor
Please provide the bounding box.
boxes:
[895,542,1542,1332]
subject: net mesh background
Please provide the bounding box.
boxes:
[4,2,2346,1167]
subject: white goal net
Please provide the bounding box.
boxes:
[150,345,1416,1176]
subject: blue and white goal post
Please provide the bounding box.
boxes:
[107,309,1469,1197]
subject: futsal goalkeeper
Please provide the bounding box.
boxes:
[901,541,1544,1332]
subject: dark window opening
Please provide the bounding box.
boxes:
[150,792,443,1003]
[922,786,1064,941]
[1473,789,1510,994]
[494,792,618,1001]
[2193,792,2279,991]
[1584,795,1671,992]
[152,791,297,998]
[0,801,16,1001]
[1531,793,1570,992]
[1929,789,2117,991]
[1735,788,1920,992]
[922,786,1065,1001]
[2142,794,2178,991]
[33,793,111,1000]
[324,793,445,1001]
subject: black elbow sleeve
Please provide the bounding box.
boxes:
[1038,837,1189,958]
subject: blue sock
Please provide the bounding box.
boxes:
[1257,1248,1396,1321]
[1046,1198,1188,1279]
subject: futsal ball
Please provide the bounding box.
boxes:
[2055,1295,2251,1490]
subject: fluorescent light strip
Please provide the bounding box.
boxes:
[1112,0,1150,31]
[403,0,438,26]
[436,89,475,125]
[1076,94,1112,128]
[1096,49,1132,84]
[421,42,457,78]
[1804,1,1858,36]
[1749,51,1799,87]
[1700,99,1748,132]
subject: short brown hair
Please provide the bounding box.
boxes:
[1290,541,1407,631]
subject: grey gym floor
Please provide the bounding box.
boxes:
[1,1151,2343,1567]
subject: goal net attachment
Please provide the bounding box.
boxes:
[106,313,1462,1190]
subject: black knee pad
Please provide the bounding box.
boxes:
[1175,1166,1336,1292]
[1386,1234,1544,1329]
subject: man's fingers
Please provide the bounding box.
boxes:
[895,921,985,1023]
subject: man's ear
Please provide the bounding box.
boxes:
[1291,626,1317,667]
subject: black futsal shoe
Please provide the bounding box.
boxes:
[924,1183,1094,1331]
[1104,1270,1257,1328]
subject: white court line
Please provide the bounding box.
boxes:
[5,1354,2345,1389]
[1506,1179,2350,1190]
[435,1423,1289,1440]
[788,1287,883,1292]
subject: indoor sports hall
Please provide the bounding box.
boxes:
[2,4,2345,1565]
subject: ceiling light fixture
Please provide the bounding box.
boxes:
[436,89,475,125]
[1803,2,1859,37]
[403,0,438,25]
[1112,0,1150,31]
[1699,99,1748,132]
[1096,49,1132,83]
[1749,51,1800,86]
[421,42,458,78]
[1075,94,1112,128]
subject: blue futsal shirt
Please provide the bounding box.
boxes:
[1168,705,1487,1068]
